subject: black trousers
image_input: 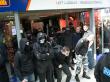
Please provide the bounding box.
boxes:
[55,64,72,82]
[38,69,54,82]
[37,61,54,82]
[0,66,9,82]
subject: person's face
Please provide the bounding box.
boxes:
[61,49,70,56]
[83,25,88,31]
[27,34,32,40]
[64,51,70,56]
[76,27,81,33]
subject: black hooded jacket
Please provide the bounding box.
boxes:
[33,35,54,73]
[33,32,54,61]
[94,52,110,82]
[14,38,34,81]
[53,45,72,68]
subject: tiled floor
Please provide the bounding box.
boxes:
[36,67,96,82]
[62,68,96,82]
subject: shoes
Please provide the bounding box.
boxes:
[82,72,91,79]
[75,74,80,82]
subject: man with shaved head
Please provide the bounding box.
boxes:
[75,33,94,82]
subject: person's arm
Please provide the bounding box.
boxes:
[48,43,55,59]
[89,40,94,48]
[33,43,38,55]
[75,39,84,53]
[33,43,50,60]
[33,43,41,59]
[65,56,74,70]
[53,56,61,68]
[54,51,66,68]
[72,33,76,52]
[14,51,23,81]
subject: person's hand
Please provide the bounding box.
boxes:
[58,64,62,68]
[22,79,28,82]
[72,50,74,52]
[26,42,29,45]
[46,53,49,56]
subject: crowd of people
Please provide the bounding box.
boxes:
[3,23,110,82]
[0,19,110,82]
[13,23,95,82]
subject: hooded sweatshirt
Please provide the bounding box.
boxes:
[14,38,34,81]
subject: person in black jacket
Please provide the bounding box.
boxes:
[62,27,74,65]
[62,27,74,51]
[75,33,94,82]
[33,32,54,82]
[53,46,74,82]
[72,26,82,61]
[14,33,35,82]
[94,52,110,82]
[0,43,9,82]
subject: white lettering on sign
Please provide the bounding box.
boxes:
[56,0,102,5]
[28,0,110,11]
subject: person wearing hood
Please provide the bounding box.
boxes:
[75,33,94,82]
[14,32,35,82]
[62,27,74,65]
[33,32,54,82]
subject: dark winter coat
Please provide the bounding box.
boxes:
[14,38,34,81]
[54,52,71,68]
[62,30,74,50]
[94,52,110,82]
[72,32,82,50]
[33,42,54,73]
[53,45,72,68]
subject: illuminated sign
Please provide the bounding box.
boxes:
[0,0,10,7]
[28,0,110,10]
[0,0,28,12]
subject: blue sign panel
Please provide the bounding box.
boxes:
[0,0,28,12]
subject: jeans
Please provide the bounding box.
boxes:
[17,73,35,82]
[87,48,94,69]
